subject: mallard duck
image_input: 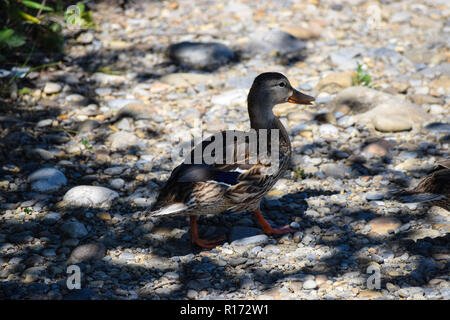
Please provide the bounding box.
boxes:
[149,72,315,248]
[394,159,450,211]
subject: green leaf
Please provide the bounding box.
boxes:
[0,29,14,43]
[76,2,86,14]
[6,34,26,48]
[22,0,54,11]
[19,87,31,95]
[50,22,62,33]
[18,10,41,24]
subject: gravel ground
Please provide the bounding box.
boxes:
[0,0,449,300]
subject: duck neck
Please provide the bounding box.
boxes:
[248,98,291,152]
[248,98,277,130]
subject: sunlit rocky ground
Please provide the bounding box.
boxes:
[0,0,449,299]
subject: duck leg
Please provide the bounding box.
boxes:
[189,215,225,248]
[253,210,296,235]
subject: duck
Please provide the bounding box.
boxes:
[149,72,315,248]
[394,159,450,211]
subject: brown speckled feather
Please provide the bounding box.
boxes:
[395,159,450,211]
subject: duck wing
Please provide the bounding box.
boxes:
[185,129,288,206]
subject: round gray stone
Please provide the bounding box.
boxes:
[28,168,67,193]
[63,185,119,208]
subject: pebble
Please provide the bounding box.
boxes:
[246,29,305,58]
[63,186,119,208]
[319,124,339,137]
[28,168,67,193]
[167,42,235,70]
[368,217,402,235]
[43,82,62,94]
[42,212,62,225]
[109,178,125,190]
[67,243,106,264]
[303,279,317,290]
[231,234,268,247]
[107,99,142,112]
[108,131,139,151]
[365,192,384,201]
[60,221,88,238]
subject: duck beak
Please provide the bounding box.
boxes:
[288,89,315,105]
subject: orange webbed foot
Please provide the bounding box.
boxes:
[189,215,225,249]
[253,210,297,235]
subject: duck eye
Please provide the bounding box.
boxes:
[278,82,286,87]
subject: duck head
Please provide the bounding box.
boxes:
[248,72,315,129]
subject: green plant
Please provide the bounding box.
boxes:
[23,207,32,214]
[293,168,306,180]
[81,137,92,150]
[0,28,26,49]
[352,62,372,87]
[0,1,64,57]
[64,2,94,29]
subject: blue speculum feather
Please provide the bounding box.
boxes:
[215,171,240,185]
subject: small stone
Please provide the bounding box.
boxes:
[23,266,46,283]
[386,283,397,292]
[36,119,53,127]
[231,234,268,247]
[67,243,106,264]
[429,75,450,94]
[104,166,126,175]
[293,231,303,243]
[28,168,67,193]
[119,252,135,261]
[77,32,94,44]
[425,122,450,133]
[320,163,349,179]
[303,279,317,290]
[63,185,119,208]
[167,42,235,70]
[319,124,339,137]
[77,120,99,133]
[368,217,402,235]
[43,82,62,94]
[280,24,321,40]
[107,99,142,112]
[32,148,55,160]
[316,72,353,93]
[362,140,393,156]
[42,212,62,225]
[108,131,139,151]
[186,289,198,299]
[373,116,412,132]
[246,29,306,58]
[60,221,88,238]
[365,192,384,201]
[358,290,383,300]
[97,212,111,221]
[110,178,125,190]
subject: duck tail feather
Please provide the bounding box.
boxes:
[395,192,445,203]
[148,203,188,217]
